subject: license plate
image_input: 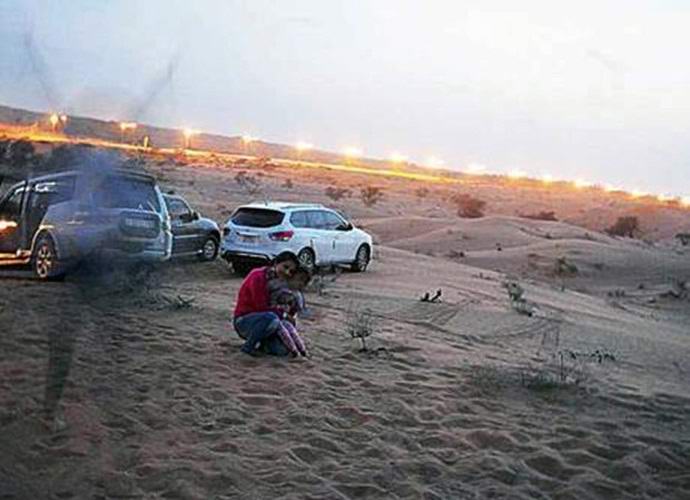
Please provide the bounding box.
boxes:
[125,218,155,229]
[238,234,257,243]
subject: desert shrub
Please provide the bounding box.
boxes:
[555,256,578,276]
[325,186,352,201]
[415,187,430,198]
[523,348,616,391]
[662,279,688,300]
[3,140,36,169]
[283,179,294,189]
[360,186,384,207]
[235,171,262,196]
[606,216,639,238]
[305,267,342,296]
[447,249,465,259]
[345,307,377,351]
[520,210,558,221]
[504,281,535,316]
[450,193,486,218]
[675,233,690,246]
[0,140,9,160]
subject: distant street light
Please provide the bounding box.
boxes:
[425,156,444,169]
[242,134,257,155]
[119,122,138,143]
[389,152,407,167]
[49,113,59,132]
[295,141,313,160]
[183,128,197,149]
[341,147,362,165]
[464,163,487,175]
[507,169,527,180]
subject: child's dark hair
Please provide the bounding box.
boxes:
[273,251,299,267]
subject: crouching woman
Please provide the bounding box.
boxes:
[232,251,299,356]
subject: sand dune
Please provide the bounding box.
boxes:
[1,148,689,499]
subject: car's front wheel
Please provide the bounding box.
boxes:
[351,244,370,272]
[297,248,316,273]
[33,235,65,281]
[199,235,219,262]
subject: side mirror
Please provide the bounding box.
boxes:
[179,212,194,223]
[193,211,200,221]
[337,222,353,231]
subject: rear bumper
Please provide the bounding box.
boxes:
[99,248,171,262]
[221,250,272,263]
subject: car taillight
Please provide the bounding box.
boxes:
[269,230,294,241]
[223,227,231,237]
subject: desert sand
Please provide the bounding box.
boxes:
[1,146,690,499]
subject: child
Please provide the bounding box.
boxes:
[269,267,310,357]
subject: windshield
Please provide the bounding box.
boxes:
[93,176,161,213]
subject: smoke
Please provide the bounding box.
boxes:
[22,29,63,111]
[127,52,181,122]
[19,24,182,124]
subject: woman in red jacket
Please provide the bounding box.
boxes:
[233,251,300,356]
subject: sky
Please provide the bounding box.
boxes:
[1,0,689,196]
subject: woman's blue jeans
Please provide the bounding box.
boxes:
[234,312,289,356]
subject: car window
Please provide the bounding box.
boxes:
[306,210,327,229]
[322,211,345,230]
[93,176,161,213]
[0,187,26,221]
[290,211,308,228]
[231,208,284,228]
[166,197,191,220]
[32,177,76,208]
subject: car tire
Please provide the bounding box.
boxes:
[33,235,65,281]
[297,248,316,273]
[351,244,370,272]
[198,235,219,262]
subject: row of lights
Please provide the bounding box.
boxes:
[501,169,690,207]
[53,113,685,208]
[185,129,690,207]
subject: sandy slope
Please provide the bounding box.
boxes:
[1,153,690,499]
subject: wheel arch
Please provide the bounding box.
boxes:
[356,241,371,257]
[31,228,63,260]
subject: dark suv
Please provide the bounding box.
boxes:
[163,194,220,261]
[0,169,172,279]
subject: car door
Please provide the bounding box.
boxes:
[319,210,351,263]
[26,176,77,248]
[305,210,334,265]
[0,184,27,258]
[325,210,358,262]
[165,196,198,255]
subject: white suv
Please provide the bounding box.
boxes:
[220,202,373,274]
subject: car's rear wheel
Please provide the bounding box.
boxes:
[33,235,65,281]
[298,248,316,273]
[199,236,219,261]
[351,244,370,272]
